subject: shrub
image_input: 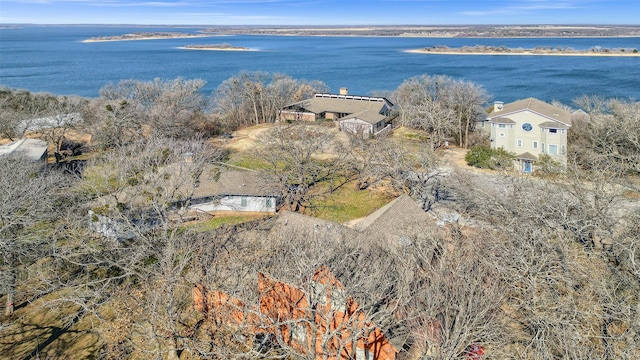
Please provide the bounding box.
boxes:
[465,146,515,169]
[465,145,492,168]
[534,154,564,176]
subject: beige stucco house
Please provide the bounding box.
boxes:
[485,98,571,173]
[278,89,396,137]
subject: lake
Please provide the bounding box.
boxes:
[1,25,639,104]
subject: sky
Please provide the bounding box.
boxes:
[1,0,639,26]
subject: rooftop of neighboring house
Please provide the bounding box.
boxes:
[192,167,280,199]
[262,210,360,240]
[350,193,436,244]
[15,113,82,134]
[339,108,388,125]
[0,138,48,161]
[487,97,572,126]
[281,92,394,123]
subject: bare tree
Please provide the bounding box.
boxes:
[0,88,86,161]
[214,72,328,129]
[258,123,348,212]
[82,98,144,149]
[0,87,55,141]
[42,137,227,357]
[571,96,640,178]
[443,166,640,358]
[393,74,489,149]
[98,78,209,139]
[0,157,73,315]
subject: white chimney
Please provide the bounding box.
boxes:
[340,87,348,95]
[494,101,504,112]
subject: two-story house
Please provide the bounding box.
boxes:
[486,97,571,173]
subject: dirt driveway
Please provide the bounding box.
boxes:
[221,124,274,152]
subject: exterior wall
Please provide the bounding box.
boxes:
[491,110,568,163]
[476,120,491,135]
[279,110,317,122]
[190,195,277,213]
[540,127,568,162]
[324,112,337,120]
[339,118,373,135]
[490,123,515,151]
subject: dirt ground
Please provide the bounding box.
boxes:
[220,123,480,172]
[220,124,273,152]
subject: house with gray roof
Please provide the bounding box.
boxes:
[486,98,571,173]
[278,89,396,137]
[189,169,280,214]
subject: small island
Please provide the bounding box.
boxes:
[83,32,212,43]
[408,44,640,56]
[178,43,252,51]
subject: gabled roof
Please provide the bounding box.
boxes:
[352,194,433,244]
[517,152,538,161]
[282,94,393,122]
[192,168,279,198]
[487,98,572,126]
[539,121,570,129]
[267,210,359,240]
[491,117,516,124]
[339,109,387,125]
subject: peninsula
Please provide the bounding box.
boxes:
[408,44,640,56]
[83,32,212,43]
[178,43,252,51]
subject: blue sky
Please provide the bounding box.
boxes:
[1,0,638,25]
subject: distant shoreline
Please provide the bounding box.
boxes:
[79,27,640,42]
[178,43,253,51]
[82,32,213,43]
[407,46,640,57]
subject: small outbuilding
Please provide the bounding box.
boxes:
[0,139,48,161]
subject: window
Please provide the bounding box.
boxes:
[522,122,533,132]
[561,129,566,134]
[517,139,523,147]
[498,124,506,128]
[266,198,272,208]
[533,141,538,149]
[541,143,545,154]
[561,144,566,155]
[549,128,558,134]
[499,133,505,137]
[241,196,247,207]
[548,144,558,155]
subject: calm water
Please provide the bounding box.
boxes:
[1,25,639,104]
